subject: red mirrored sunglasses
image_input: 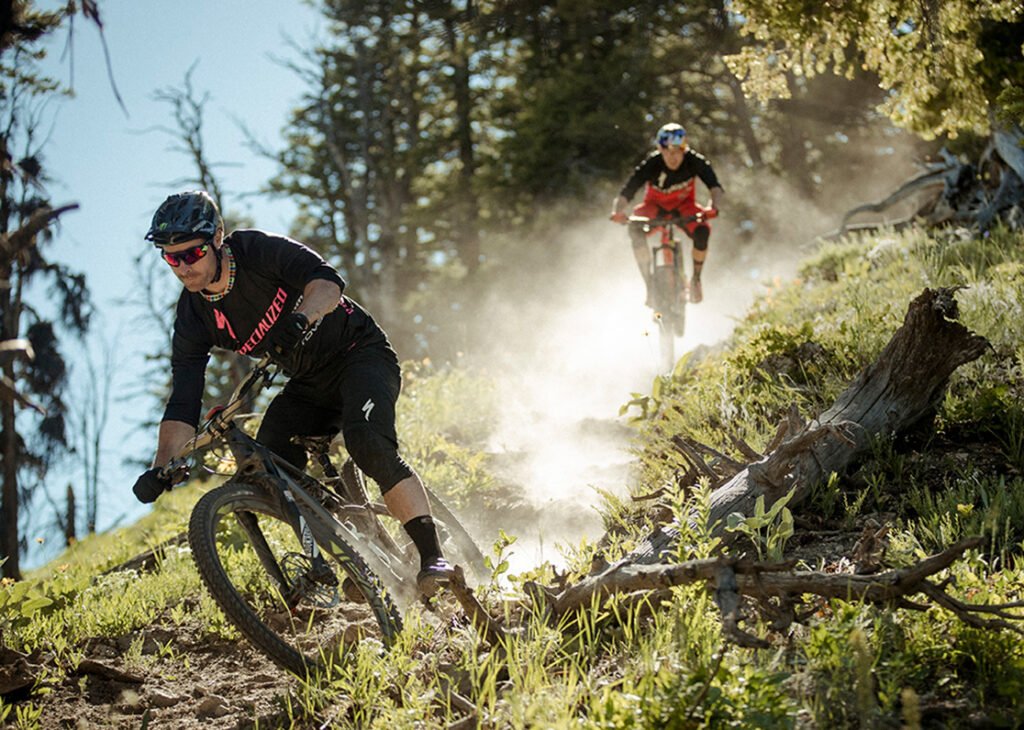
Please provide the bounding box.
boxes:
[161,243,210,267]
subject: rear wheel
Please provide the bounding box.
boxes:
[339,460,489,585]
[188,481,403,677]
[424,486,489,583]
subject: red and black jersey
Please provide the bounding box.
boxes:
[164,229,389,427]
[618,150,723,209]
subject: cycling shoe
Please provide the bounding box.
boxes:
[416,557,455,598]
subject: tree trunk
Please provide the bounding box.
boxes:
[446,13,481,274]
[1,391,19,579]
[0,252,20,579]
[65,483,76,546]
[706,287,988,530]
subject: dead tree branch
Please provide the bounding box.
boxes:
[535,538,1024,644]
[449,566,512,649]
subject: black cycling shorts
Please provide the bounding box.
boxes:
[256,344,413,491]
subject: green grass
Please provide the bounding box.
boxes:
[4,224,1024,727]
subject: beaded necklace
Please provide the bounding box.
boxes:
[201,244,237,303]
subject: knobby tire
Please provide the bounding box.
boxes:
[337,460,489,584]
[424,486,489,582]
[188,481,403,677]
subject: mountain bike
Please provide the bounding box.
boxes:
[159,355,488,676]
[627,210,715,371]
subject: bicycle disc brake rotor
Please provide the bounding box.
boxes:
[280,552,340,608]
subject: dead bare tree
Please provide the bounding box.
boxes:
[829,124,1024,238]
[67,331,117,534]
[122,65,252,448]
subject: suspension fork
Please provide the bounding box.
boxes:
[234,510,292,594]
[279,481,338,587]
[228,430,338,589]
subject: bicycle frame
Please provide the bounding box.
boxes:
[628,212,705,281]
[226,426,417,603]
[161,357,419,606]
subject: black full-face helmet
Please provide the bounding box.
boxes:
[145,190,222,246]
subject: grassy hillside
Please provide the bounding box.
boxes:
[3,225,1024,728]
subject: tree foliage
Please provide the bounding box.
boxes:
[262,0,928,360]
[0,1,96,580]
[725,0,1024,138]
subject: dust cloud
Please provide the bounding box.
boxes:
[461,127,927,573]
[467,211,808,573]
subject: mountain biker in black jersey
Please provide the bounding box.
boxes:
[131,190,453,596]
[610,122,725,305]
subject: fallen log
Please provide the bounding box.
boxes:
[99,532,188,576]
[528,288,991,630]
[709,287,987,531]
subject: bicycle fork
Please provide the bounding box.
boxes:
[282,489,339,589]
[233,483,338,611]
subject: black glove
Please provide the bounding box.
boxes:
[133,467,172,504]
[268,311,309,358]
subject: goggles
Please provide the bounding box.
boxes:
[161,242,210,267]
[657,127,687,149]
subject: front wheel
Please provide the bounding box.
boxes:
[657,314,675,373]
[652,265,683,370]
[188,481,403,677]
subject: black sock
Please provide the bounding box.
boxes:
[403,515,442,569]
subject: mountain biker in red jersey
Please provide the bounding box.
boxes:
[130,190,453,596]
[610,122,725,305]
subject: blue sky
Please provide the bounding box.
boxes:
[26,1,324,563]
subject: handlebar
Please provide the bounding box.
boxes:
[623,208,718,227]
[159,355,278,483]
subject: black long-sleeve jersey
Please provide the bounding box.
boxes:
[163,229,388,427]
[618,149,723,203]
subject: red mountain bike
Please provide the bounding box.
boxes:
[626,209,715,371]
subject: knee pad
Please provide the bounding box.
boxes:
[693,226,710,252]
[343,423,413,493]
